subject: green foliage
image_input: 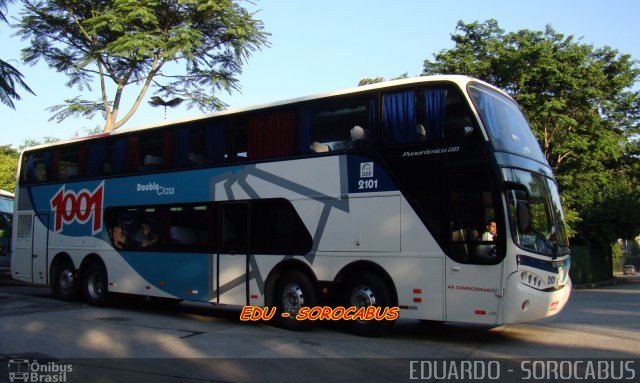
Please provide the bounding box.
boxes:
[358,73,409,86]
[0,146,18,191]
[18,136,61,151]
[423,20,640,244]
[0,0,34,109]
[358,77,386,86]
[16,0,270,131]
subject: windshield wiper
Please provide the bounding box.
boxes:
[529,227,555,257]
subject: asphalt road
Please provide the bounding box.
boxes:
[1,269,639,382]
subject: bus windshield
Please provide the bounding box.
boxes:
[468,83,547,164]
[504,168,570,257]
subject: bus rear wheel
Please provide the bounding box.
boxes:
[341,272,395,337]
[273,270,317,331]
[83,263,110,306]
[52,261,80,301]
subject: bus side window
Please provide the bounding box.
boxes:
[137,130,172,171]
[167,206,210,250]
[108,137,128,175]
[418,88,447,141]
[247,110,296,159]
[220,203,249,254]
[442,89,477,140]
[230,122,248,161]
[27,151,52,183]
[449,173,499,264]
[86,140,107,177]
[383,90,418,144]
[106,208,160,250]
[175,122,227,167]
[55,144,84,180]
[382,86,473,144]
[307,97,371,152]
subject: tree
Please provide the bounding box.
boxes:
[0,145,19,191]
[16,0,270,132]
[357,73,409,86]
[423,20,640,244]
[0,0,34,108]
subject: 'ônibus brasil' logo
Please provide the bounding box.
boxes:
[50,182,104,235]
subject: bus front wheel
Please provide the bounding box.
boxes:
[341,272,395,337]
[273,270,317,331]
[83,263,110,306]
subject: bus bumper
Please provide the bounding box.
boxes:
[501,273,572,324]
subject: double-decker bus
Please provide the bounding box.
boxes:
[11,75,571,336]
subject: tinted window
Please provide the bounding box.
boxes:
[305,96,373,152]
[105,199,312,255]
[383,86,477,145]
[448,171,501,265]
[468,83,546,163]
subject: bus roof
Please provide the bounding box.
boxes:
[20,75,506,153]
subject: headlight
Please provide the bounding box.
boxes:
[520,270,542,289]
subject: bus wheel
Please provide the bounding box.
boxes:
[52,261,80,301]
[83,263,110,306]
[341,272,395,337]
[274,270,317,331]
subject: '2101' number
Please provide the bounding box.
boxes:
[358,179,378,190]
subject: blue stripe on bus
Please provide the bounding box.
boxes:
[518,254,569,273]
[120,251,210,301]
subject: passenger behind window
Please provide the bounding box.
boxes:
[108,212,159,250]
[417,124,427,142]
[143,154,164,171]
[350,125,370,148]
[310,141,330,153]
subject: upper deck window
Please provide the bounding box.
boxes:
[468,83,546,164]
[382,86,477,145]
[175,121,227,167]
[304,96,374,152]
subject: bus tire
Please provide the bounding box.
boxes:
[273,270,317,331]
[341,272,395,337]
[52,261,80,301]
[83,262,110,306]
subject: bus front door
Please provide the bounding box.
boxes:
[215,202,250,305]
[445,258,503,324]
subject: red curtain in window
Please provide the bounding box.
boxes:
[247,111,296,159]
[128,136,139,171]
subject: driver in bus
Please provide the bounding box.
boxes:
[481,220,497,242]
[476,220,497,261]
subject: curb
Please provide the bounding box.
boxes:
[572,276,640,290]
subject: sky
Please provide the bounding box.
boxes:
[1,0,639,149]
